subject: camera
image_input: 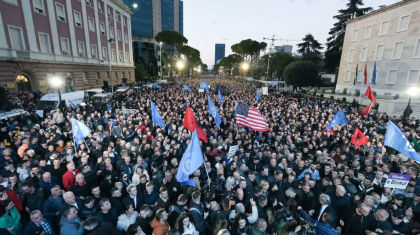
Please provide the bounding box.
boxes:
[298,215,316,235]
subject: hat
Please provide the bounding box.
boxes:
[414,186,420,196]
[392,209,404,219]
[316,150,322,155]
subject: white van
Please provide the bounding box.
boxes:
[35,91,85,117]
[91,92,113,102]
[86,88,103,98]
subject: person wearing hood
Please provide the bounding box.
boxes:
[59,206,83,235]
[151,208,169,235]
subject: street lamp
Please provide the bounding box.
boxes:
[107,3,138,92]
[158,42,163,79]
[177,61,184,69]
[50,77,63,109]
[241,62,249,79]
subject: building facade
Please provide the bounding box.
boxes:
[215,43,225,66]
[0,0,135,94]
[336,0,420,96]
[274,45,293,54]
[123,0,183,77]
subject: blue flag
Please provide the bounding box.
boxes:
[208,97,222,128]
[218,88,224,104]
[69,100,77,109]
[71,117,91,146]
[326,109,347,131]
[153,83,162,90]
[176,129,204,187]
[372,61,377,85]
[384,120,420,162]
[255,89,261,101]
[199,81,207,89]
[150,100,165,128]
[182,85,192,92]
[106,103,112,110]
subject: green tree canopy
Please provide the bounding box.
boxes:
[231,39,267,65]
[283,61,320,90]
[297,34,324,65]
[260,52,297,79]
[155,31,188,78]
[324,0,371,72]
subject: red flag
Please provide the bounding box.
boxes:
[183,106,208,143]
[351,128,368,148]
[364,86,377,105]
[364,63,367,85]
[361,103,373,115]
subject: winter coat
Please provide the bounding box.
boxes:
[189,200,207,234]
[59,216,84,235]
[151,218,169,235]
[0,207,21,235]
[117,211,138,232]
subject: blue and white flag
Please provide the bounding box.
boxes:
[71,117,91,146]
[150,100,165,128]
[372,61,377,85]
[199,81,207,89]
[208,97,222,128]
[153,83,162,90]
[176,129,204,187]
[182,85,192,92]
[384,120,420,162]
[255,89,261,101]
[218,88,224,104]
[326,109,347,131]
[69,100,77,109]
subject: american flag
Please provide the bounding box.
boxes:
[235,102,269,132]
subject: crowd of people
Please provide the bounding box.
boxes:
[0,78,419,235]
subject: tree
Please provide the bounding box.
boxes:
[231,39,267,67]
[324,0,372,72]
[260,52,297,80]
[214,54,243,77]
[155,30,188,78]
[283,61,320,91]
[135,63,151,81]
[179,45,202,77]
[297,34,324,65]
[201,64,208,72]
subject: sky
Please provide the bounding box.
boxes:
[183,0,401,69]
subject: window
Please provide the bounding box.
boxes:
[100,23,105,35]
[83,72,88,84]
[386,69,398,84]
[96,72,100,83]
[111,49,116,61]
[38,33,51,53]
[351,29,358,42]
[414,39,420,58]
[117,30,122,41]
[360,47,368,61]
[406,70,420,85]
[370,69,379,83]
[358,69,364,83]
[61,38,69,55]
[8,26,24,50]
[125,52,129,62]
[375,44,385,60]
[98,1,103,13]
[348,49,355,62]
[91,45,97,58]
[33,0,45,14]
[391,41,404,60]
[119,51,123,61]
[88,18,95,32]
[115,72,118,81]
[78,42,85,57]
[56,3,66,22]
[109,27,114,39]
[123,16,127,26]
[116,11,121,22]
[124,33,128,43]
[364,25,373,39]
[86,0,92,7]
[102,47,107,59]
[344,71,351,81]
[379,21,389,36]
[74,11,82,27]
[107,7,112,18]
[398,15,410,32]
[3,0,18,5]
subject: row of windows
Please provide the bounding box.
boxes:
[49,71,131,85]
[347,38,420,62]
[344,68,420,85]
[351,14,411,42]
[8,26,130,62]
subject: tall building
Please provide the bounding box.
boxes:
[215,44,225,65]
[0,0,135,94]
[123,0,184,77]
[336,0,420,96]
[274,45,293,54]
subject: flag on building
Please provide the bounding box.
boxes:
[208,97,222,128]
[364,63,368,85]
[354,64,358,85]
[361,103,373,115]
[183,106,208,143]
[326,109,347,131]
[235,102,269,132]
[150,100,165,128]
[71,117,91,146]
[372,61,377,85]
[364,86,377,105]
[384,120,420,162]
[351,128,368,148]
[176,129,204,187]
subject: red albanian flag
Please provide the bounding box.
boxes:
[183,106,208,143]
[351,128,368,148]
[364,86,377,105]
[361,103,373,116]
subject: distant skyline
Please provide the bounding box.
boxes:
[183,0,400,68]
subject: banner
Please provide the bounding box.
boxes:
[228,145,239,159]
[199,89,204,93]
[384,173,411,189]
[261,87,268,95]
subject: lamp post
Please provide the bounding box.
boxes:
[107,3,137,92]
[176,61,184,79]
[241,62,249,79]
[159,42,163,79]
[50,77,63,109]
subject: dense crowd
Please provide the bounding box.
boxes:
[0,78,419,235]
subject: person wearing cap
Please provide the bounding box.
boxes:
[389,209,410,235]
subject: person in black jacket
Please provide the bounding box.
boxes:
[167,194,188,229]
[24,210,57,235]
[295,182,315,212]
[110,187,123,215]
[84,216,123,235]
[189,191,209,234]
[95,198,118,225]
[79,196,98,220]
[136,204,157,235]
[123,184,144,211]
